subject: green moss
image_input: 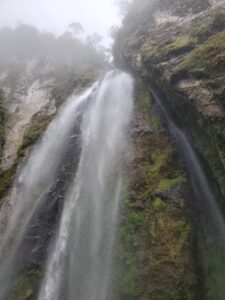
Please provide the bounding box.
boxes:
[115,78,196,299]
[141,149,171,184]
[141,42,158,60]
[117,188,196,300]
[115,208,144,299]
[20,115,53,153]
[0,69,97,204]
[158,175,186,190]
[115,3,225,299]
[152,197,167,211]
[125,211,145,231]
[181,30,225,71]
[142,35,195,64]
[0,89,7,159]
[173,220,191,244]
[12,266,43,300]
[162,35,196,54]
[52,68,97,107]
[192,8,225,40]
[0,165,16,201]
[139,88,151,113]
[0,114,53,204]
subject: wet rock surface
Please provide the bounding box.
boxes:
[16,119,82,268]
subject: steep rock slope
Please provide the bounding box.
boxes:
[114,0,225,299]
[0,64,101,300]
[0,61,98,210]
[0,24,107,205]
[0,59,97,170]
[114,0,225,202]
[114,79,197,300]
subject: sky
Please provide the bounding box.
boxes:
[0,0,121,45]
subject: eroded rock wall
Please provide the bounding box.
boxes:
[114,0,225,299]
[114,79,198,300]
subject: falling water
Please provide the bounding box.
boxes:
[0,83,97,299]
[38,71,134,300]
[150,87,225,298]
[150,88,225,240]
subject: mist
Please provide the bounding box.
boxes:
[0,0,120,45]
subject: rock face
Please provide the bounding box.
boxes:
[5,112,83,300]
[0,61,55,170]
[0,59,97,171]
[0,57,98,207]
[114,0,225,299]
[114,0,225,200]
[114,79,197,300]
[0,58,98,300]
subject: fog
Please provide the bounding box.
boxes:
[0,0,121,45]
[0,0,128,69]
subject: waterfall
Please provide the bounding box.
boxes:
[0,71,134,300]
[38,71,134,300]
[0,82,97,299]
[150,87,225,298]
[150,88,225,240]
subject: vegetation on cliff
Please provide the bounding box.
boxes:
[0,24,104,204]
[114,0,225,299]
[0,24,108,70]
[114,79,197,300]
[0,89,6,158]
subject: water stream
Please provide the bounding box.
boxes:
[0,82,97,299]
[0,71,134,300]
[150,87,225,298]
[150,87,225,240]
[38,71,134,300]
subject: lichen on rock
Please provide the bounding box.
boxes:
[114,79,197,300]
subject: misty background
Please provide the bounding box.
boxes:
[0,0,121,45]
[0,0,135,70]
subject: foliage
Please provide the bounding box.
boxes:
[0,24,107,69]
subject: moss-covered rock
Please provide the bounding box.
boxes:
[0,113,53,204]
[114,79,197,300]
[0,89,7,160]
[114,1,225,299]
[52,68,98,108]
[7,265,43,300]
[0,68,98,205]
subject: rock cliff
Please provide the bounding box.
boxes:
[113,0,225,299]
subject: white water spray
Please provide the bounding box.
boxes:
[0,83,97,299]
[38,71,134,300]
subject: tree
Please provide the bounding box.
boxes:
[86,33,103,50]
[68,22,84,36]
